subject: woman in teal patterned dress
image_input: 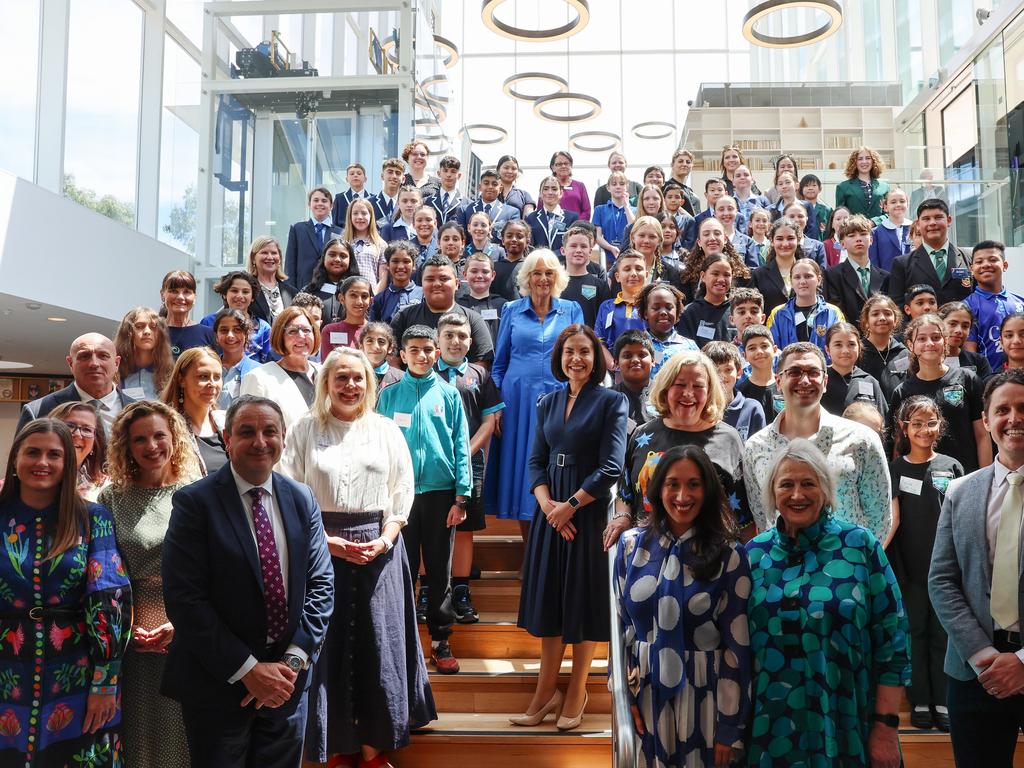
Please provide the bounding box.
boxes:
[745,439,909,767]
[0,419,132,767]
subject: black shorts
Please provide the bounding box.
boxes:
[457,453,487,532]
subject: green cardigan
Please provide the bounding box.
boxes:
[834,177,889,219]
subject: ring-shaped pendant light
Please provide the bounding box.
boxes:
[742,0,843,48]
[502,72,570,102]
[481,0,590,42]
[533,92,602,123]
[381,33,461,68]
[569,131,621,153]
[460,124,509,145]
[421,74,450,104]
[631,121,676,140]
[415,94,448,124]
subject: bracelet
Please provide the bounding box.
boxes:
[378,536,394,553]
[612,512,632,522]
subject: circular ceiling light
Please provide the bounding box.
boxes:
[569,130,621,153]
[481,0,590,42]
[420,74,450,104]
[381,34,399,67]
[460,124,509,145]
[415,98,448,124]
[502,72,569,102]
[381,33,460,68]
[533,92,601,123]
[742,0,843,48]
[631,121,676,140]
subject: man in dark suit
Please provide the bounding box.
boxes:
[284,186,344,290]
[17,332,135,436]
[162,395,334,768]
[823,214,889,323]
[887,198,972,311]
[930,369,1024,766]
[329,162,372,225]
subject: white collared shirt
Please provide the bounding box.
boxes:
[309,215,333,228]
[73,383,121,436]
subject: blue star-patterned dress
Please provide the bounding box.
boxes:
[0,500,132,767]
[745,516,910,767]
[615,526,752,768]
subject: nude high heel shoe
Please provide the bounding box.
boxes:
[509,689,564,726]
[556,692,589,731]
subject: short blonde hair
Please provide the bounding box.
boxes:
[311,348,378,424]
[247,235,287,282]
[760,438,836,525]
[607,170,628,186]
[107,400,200,487]
[515,249,570,298]
[647,351,726,424]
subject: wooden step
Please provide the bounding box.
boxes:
[420,612,609,660]
[481,518,525,537]
[428,657,611,714]
[473,535,525,572]
[467,576,521,613]
[399,712,611,768]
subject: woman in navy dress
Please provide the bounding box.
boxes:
[513,324,628,732]
[485,251,584,536]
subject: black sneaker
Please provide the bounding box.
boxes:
[416,585,428,624]
[453,584,479,624]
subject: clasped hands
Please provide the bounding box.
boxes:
[977,651,1024,699]
[543,498,576,541]
[241,661,297,709]
[131,621,174,653]
[327,535,388,564]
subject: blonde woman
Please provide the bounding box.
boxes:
[247,235,297,324]
[281,348,435,766]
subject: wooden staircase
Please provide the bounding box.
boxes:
[397,518,613,767]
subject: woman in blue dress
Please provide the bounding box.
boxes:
[615,445,752,767]
[0,419,132,767]
[512,324,627,732]
[486,249,584,537]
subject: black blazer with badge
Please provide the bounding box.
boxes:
[887,243,973,309]
[161,464,334,716]
[823,260,890,326]
[17,384,137,434]
[284,220,344,291]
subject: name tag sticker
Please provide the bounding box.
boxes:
[320,283,337,295]
[794,312,806,324]
[899,476,923,495]
[605,312,615,329]
[122,387,146,399]
[481,309,499,321]
[951,268,969,279]
[433,404,444,417]
[697,322,716,339]
[891,357,910,373]
[394,412,412,428]
[857,381,874,396]
[330,332,348,345]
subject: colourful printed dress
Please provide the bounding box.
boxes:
[0,500,132,767]
[745,516,910,766]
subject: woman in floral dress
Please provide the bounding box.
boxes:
[0,418,132,767]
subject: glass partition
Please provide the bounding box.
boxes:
[0,2,40,181]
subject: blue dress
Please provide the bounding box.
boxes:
[486,296,584,520]
[615,526,752,767]
[517,384,627,642]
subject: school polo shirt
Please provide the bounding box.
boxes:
[965,287,1024,371]
[592,202,632,265]
[595,294,645,350]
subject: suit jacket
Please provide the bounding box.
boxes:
[330,188,372,225]
[751,261,790,315]
[371,192,399,228]
[17,384,136,434]
[823,260,890,325]
[887,243,973,310]
[929,465,1024,680]
[239,360,321,432]
[800,237,827,268]
[455,198,520,240]
[868,222,911,272]
[834,177,890,219]
[525,208,580,252]
[285,220,343,291]
[424,189,466,224]
[250,281,297,326]
[161,464,334,713]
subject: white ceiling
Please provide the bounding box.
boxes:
[0,293,116,375]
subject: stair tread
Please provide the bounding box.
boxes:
[433,657,608,676]
[413,711,612,738]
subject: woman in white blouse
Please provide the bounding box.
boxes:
[240,306,321,431]
[281,347,436,767]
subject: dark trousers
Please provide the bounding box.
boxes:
[948,674,1024,767]
[904,582,947,706]
[403,489,456,641]
[182,693,308,768]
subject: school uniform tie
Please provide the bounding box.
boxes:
[248,487,289,641]
[384,198,394,219]
[857,266,871,296]
[484,202,493,217]
[442,192,450,210]
[930,247,947,281]
[314,222,325,245]
[991,471,1024,629]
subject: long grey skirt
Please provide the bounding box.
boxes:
[305,511,437,761]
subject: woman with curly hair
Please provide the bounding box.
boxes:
[99,401,200,767]
[115,307,175,399]
[834,146,890,219]
[678,217,751,304]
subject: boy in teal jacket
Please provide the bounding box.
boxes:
[377,324,471,674]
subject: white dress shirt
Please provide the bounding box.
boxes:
[74,383,121,436]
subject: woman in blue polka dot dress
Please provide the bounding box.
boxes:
[614,445,752,767]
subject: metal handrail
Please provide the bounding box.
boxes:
[607,491,637,768]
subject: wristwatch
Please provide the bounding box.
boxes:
[455,498,468,511]
[871,712,899,729]
[282,653,306,672]
[568,495,582,509]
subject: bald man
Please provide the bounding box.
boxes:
[17,333,136,435]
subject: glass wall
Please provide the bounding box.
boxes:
[0,2,40,181]
[895,0,924,105]
[159,38,201,255]
[64,0,144,226]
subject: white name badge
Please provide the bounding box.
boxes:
[330,332,348,345]
[481,309,499,321]
[320,283,337,295]
[891,357,910,373]
[857,381,874,396]
[122,387,146,400]
[899,476,923,495]
[605,312,615,329]
[944,356,961,369]
[394,412,412,428]
[794,311,807,324]
[697,322,716,339]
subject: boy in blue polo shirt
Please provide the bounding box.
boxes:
[593,171,633,268]
[369,241,422,323]
[964,240,1024,371]
[595,250,648,369]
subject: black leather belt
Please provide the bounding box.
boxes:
[994,629,1023,651]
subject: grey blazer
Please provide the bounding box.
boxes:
[929,465,1021,681]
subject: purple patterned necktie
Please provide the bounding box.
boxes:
[248,487,289,642]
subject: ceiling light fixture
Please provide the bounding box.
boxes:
[741,0,843,48]
[382,33,460,69]
[481,0,590,42]
[631,121,676,140]
[47,317,67,322]
[502,72,570,102]
[533,92,601,123]
[420,74,450,104]
[460,124,509,145]
[569,130,621,153]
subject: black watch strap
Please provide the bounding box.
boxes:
[872,712,899,728]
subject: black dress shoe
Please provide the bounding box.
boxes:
[910,706,933,730]
[932,706,950,732]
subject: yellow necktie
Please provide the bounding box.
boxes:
[992,472,1024,628]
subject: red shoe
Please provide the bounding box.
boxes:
[328,755,358,768]
[430,641,460,674]
[358,754,393,768]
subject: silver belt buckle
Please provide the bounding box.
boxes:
[556,453,566,467]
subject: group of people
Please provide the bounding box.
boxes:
[5,137,1024,768]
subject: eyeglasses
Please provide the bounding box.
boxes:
[904,420,940,430]
[284,326,314,337]
[780,367,824,381]
[63,422,96,438]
